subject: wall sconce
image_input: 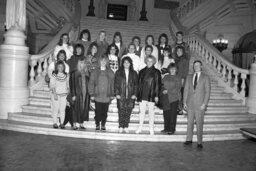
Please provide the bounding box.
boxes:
[212,34,228,52]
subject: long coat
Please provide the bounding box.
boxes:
[70,70,90,123]
[114,69,138,109]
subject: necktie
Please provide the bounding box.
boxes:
[194,73,198,90]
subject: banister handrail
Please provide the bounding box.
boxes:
[192,33,249,74]
[28,0,81,89]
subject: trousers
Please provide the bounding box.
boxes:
[138,100,155,131]
[51,94,67,124]
[163,100,179,132]
[186,109,205,144]
[95,101,109,126]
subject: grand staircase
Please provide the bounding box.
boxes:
[1,51,255,142]
[0,13,256,142]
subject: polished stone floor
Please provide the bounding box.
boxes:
[0,130,255,171]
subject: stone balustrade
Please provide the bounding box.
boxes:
[187,33,250,102]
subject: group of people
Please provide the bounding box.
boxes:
[48,29,210,148]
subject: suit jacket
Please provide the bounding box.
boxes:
[183,73,210,110]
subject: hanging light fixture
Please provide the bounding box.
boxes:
[212,34,228,52]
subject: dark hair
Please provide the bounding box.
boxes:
[56,50,67,61]
[145,45,153,52]
[193,60,202,66]
[58,33,69,46]
[167,63,178,74]
[176,31,184,36]
[87,42,98,55]
[158,33,169,46]
[73,43,85,56]
[79,29,91,41]
[128,43,136,49]
[159,48,172,66]
[174,46,187,59]
[112,31,123,46]
[120,56,134,71]
[145,35,155,45]
[106,44,119,56]
[53,60,67,75]
[132,36,141,44]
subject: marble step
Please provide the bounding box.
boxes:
[0,119,247,142]
[9,112,255,125]
[8,113,256,132]
[22,104,248,115]
[28,96,244,107]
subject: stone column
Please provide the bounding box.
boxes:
[139,0,148,21]
[0,0,29,119]
[87,0,95,16]
[247,54,256,114]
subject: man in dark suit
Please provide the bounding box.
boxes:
[183,60,211,149]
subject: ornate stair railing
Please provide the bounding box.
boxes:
[28,0,81,95]
[187,33,250,103]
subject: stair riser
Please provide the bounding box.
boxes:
[8,115,254,132]
[22,107,248,115]
[14,111,252,123]
[0,122,245,142]
[28,100,244,108]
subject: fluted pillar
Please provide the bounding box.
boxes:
[87,0,95,16]
[0,0,29,119]
[247,54,256,114]
[139,0,148,21]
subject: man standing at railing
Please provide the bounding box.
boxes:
[183,60,211,149]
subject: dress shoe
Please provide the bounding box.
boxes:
[167,131,174,135]
[60,124,65,129]
[184,141,193,145]
[135,127,142,134]
[95,125,100,131]
[80,125,86,129]
[161,129,167,133]
[73,126,78,130]
[119,128,123,133]
[53,123,58,129]
[124,128,129,133]
[101,126,106,131]
[197,144,203,149]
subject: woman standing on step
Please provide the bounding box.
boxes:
[50,61,69,129]
[157,33,170,64]
[67,44,85,73]
[122,43,141,73]
[140,35,159,68]
[115,57,138,133]
[132,36,143,57]
[89,55,115,131]
[112,31,126,59]
[54,33,73,60]
[139,45,153,70]
[86,42,100,73]
[70,59,90,130]
[76,29,91,55]
[48,50,70,79]
[106,44,119,73]
[136,55,161,135]
[161,63,181,135]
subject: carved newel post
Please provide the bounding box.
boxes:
[139,0,148,21]
[87,0,95,16]
[0,0,29,119]
[247,54,256,114]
